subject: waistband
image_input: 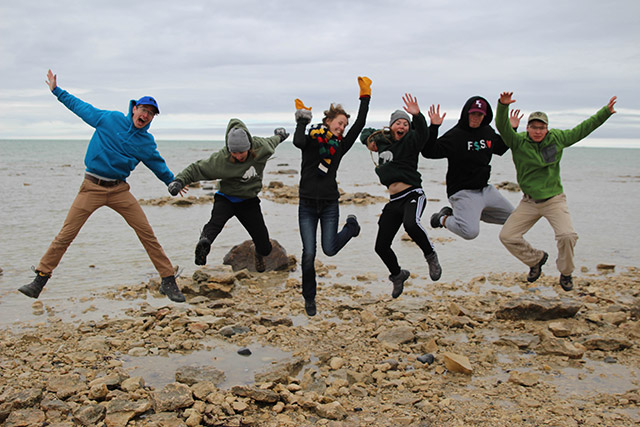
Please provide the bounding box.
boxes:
[523,193,557,204]
[390,186,423,202]
[84,174,123,187]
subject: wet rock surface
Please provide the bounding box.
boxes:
[1,264,640,426]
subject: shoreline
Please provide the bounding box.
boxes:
[1,263,639,426]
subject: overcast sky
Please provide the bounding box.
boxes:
[1,0,638,146]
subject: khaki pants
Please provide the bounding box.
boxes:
[37,179,174,278]
[499,193,578,276]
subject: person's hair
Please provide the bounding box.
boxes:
[322,104,350,126]
[228,149,257,163]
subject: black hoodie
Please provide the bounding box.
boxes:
[421,96,509,198]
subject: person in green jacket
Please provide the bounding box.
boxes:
[167,119,289,271]
[495,92,617,291]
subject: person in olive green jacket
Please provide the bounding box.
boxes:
[168,119,289,271]
[495,91,617,291]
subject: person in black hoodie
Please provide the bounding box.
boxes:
[422,96,522,240]
[361,93,440,299]
[293,76,371,316]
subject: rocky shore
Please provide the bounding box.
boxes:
[1,251,639,426]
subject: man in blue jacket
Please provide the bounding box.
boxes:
[18,69,185,302]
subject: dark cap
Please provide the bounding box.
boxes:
[468,99,487,115]
[136,96,159,114]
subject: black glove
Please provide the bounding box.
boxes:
[274,127,290,142]
[295,109,312,125]
[168,180,183,196]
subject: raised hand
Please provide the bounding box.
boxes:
[358,76,372,97]
[509,108,524,129]
[46,69,57,91]
[402,93,420,116]
[499,92,515,105]
[428,104,446,126]
[274,127,290,141]
[608,96,617,114]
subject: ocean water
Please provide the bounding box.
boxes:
[1,139,639,325]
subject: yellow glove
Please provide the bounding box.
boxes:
[295,98,312,110]
[358,76,372,97]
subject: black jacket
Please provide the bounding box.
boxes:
[294,97,370,201]
[422,96,508,198]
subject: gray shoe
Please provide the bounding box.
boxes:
[18,269,50,299]
[160,275,185,302]
[389,269,410,298]
[426,251,442,281]
[527,252,548,283]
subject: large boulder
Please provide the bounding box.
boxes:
[223,239,293,272]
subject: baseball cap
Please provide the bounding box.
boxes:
[468,99,487,115]
[136,96,160,114]
[527,111,548,125]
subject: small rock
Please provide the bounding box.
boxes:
[442,352,473,374]
[237,347,252,356]
[417,354,435,365]
[604,356,617,364]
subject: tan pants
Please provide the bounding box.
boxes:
[37,179,174,278]
[499,193,578,276]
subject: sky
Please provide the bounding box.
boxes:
[1,0,639,146]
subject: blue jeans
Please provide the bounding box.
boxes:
[298,198,358,300]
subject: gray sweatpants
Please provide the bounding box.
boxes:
[445,185,514,240]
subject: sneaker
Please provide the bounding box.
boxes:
[346,214,361,237]
[254,251,266,273]
[160,275,185,302]
[389,269,410,299]
[195,237,212,266]
[559,274,573,291]
[430,206,453,228]
[527,252,548,283]
[18,269,50,299]
[304,298,317,316]
[426,251,442,281]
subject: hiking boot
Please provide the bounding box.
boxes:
[160,275,185,302]
[195,237,212,266]
[430,206,453,228]
[254,251,266,273]
[18,270,50,299]
[346,214,361,237]
[389,269,410,299]
[559,274,573,291]
[527,252,548,283]
[304,298,317,316]
[426,251,442,281]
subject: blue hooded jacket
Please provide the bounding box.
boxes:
[52,87,174,185]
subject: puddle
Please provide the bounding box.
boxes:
[122,339,291,389]
[549,358,639,397]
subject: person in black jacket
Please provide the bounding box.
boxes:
[422,96,522,240]
[293,76,371,316]
[361,93,440,300]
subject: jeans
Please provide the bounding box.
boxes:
[298,198,358,300]
[202,194,272,256]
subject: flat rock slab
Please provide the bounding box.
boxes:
[495,296,582,320]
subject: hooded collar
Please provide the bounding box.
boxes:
[456,96,493,131]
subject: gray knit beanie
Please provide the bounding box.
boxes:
[227,128,251,152]
[389,110,411,127]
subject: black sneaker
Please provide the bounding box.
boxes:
[527,252,548,283]
[18,270,50,299]
[559,274,573,291]
[195,237,212,266]
[254,251,266,273]
[426,251,442,281]
[304,298,317,316]
[430,206,453,228]
[389,269,410,298]
[160,276,185,302]
[346,214,361,237]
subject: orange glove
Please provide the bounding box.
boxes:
[358,76,372,97]
[295,98,312,110]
